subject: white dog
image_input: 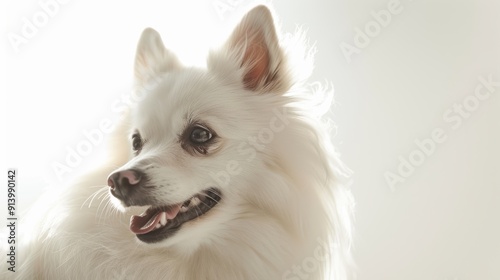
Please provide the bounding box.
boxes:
[2,5,353,280]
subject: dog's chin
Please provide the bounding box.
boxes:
[112,188,222,244]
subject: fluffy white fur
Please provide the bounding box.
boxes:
[1,6,353,280]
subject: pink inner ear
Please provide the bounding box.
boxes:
[242,41,270,90]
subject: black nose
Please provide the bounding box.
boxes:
[107,169,144,200]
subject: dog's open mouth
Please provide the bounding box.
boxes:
[130,188,222,243]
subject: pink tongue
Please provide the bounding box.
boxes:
[129,204,182,235]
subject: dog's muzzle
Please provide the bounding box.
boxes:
[106,169,222,243]
[107,169,144,202]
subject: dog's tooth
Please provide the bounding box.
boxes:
[191,197,201,206]
[159,212,167,226]
[155,224,161,229]
[180,206,188,213]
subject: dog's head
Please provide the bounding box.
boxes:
[107,6,293,246]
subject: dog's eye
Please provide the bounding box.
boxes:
[190,126,212,144]
[132,133,143,152]
[181,124,217,156]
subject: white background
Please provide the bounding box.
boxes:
[2,0,499,279]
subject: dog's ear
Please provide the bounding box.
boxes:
[223,5,290,93]
[134,28,180,83]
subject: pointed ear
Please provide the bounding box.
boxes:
[134,28,180,83]
[223,6,290,93]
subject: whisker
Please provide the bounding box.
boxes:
[81,186,108,209]
[197,199,216,209]
[198,192,219,204]
[97,194,110,223]
[206,189,221,198]
[194,206,202,218]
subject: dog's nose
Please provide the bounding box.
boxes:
[107,169,143,190]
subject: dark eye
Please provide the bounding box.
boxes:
[190,126,212,144]
[132,133,143,152]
